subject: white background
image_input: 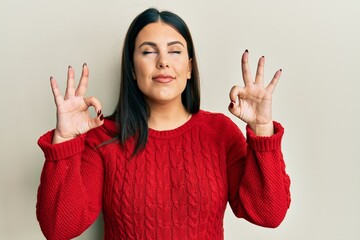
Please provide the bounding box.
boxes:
[1,0,359,239]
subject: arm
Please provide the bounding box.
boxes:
[36,130,104,240]
[226,121,291,228]
[227,50,290,227]
[36,64,104,239]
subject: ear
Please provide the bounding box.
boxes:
[130,65,136,80]
[187,58,192,79]
[132,71,136,80]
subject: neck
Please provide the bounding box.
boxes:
[147,100,191,131]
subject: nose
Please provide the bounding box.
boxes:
[157,53,169,69]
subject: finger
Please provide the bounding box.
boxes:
[64,65,75,99]
[241,49,253,86]
[50,76,64,105]
[230,85,249,101]
[75,63,89,97]
[228,85,246,116]
[254,56,265,86]
[229,85,242,103]
[83,96,103,116]
[266,69,282,94]
[83,96,104,129]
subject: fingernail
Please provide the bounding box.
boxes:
[97,110,102,117]
[261,56,265,59]
[279,69,283,72]
[99,114,104,121]
[245,49,249,53]
[68,65,72,69]
[83,62,87,67]
[50,76,53,81]
[229,101,235,108]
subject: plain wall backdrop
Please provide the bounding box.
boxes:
[1,0,359,239]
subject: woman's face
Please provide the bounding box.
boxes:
[133,21,192,106]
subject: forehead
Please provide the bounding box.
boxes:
[135,21,187,47]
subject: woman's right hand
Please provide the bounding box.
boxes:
[50,63,104,144]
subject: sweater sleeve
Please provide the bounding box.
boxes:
[226,121,291,228]
[36,130,104,240]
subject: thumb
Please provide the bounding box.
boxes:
[88,112,104,130]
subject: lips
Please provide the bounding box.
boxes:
[152,74,175,83]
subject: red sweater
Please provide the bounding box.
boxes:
[36,110,291,240]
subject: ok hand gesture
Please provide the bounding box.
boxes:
[50,64,104,144]
[228,50,282,136]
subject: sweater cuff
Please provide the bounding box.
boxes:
[37,130,86,161]
[246,121,284,152]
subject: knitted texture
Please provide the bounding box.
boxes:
[36,110,291,240]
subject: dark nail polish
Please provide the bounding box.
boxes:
[261,56,265,58]
[229,101,234,108]
[245,49,249,53]
[68,65,72,69]
[83,62,87,67]
[97,110,102,117]
[50,76,53,81]
[280,69,283,72]
[99,114,104,121]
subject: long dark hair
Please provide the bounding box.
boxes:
[109,8,200,155]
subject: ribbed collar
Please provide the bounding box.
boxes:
[148,110,202,139]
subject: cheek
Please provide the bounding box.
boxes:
[173,59,191,76]
[134,59,153,78]
[134,73,149,91]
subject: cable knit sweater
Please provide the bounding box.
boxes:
[36,110,291,240]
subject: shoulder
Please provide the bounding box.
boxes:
[196,110,239,128]
[195,110,243,137]
[199,111,246,153]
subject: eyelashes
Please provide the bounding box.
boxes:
[142,51,156,55]
[141,51,182,55]
[169,51,181,54]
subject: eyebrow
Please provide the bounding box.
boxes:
[138,41,185,48]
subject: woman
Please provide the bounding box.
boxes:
[37,8,291,240]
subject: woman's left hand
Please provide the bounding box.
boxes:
[228,50,282,136]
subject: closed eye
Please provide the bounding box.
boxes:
[142,51,157,55]
[169,51,181,54]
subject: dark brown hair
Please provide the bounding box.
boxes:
[109,8,200,155]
